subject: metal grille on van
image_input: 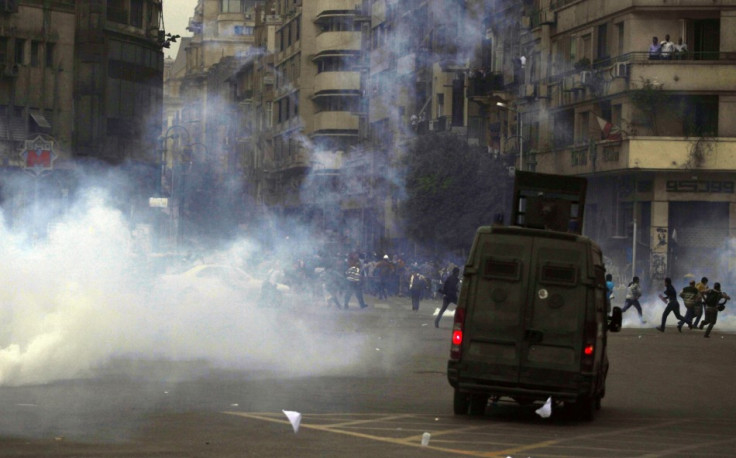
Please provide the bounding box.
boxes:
[484,258,521,280]
[541,265,576,285]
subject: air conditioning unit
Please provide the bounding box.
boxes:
[580,70,593,85]
[612,62,628,78]
[539,9,556,25]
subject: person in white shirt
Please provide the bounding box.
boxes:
[660,34,675,59]
[674,37,688,58]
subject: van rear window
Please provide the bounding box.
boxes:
[483,257,521,281]
[541,264,576,285]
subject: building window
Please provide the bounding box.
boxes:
[107,0,127,24]
[683,95,718,137]
[0,38,7,63]
[596,24,608,61]
[616,22,624,55]
[553,109,574,148]
[234,25,254,35]
[30,41,40,67]
[221,0,242,13]
[130,0,144,28]
[578,111,590,143]
[14,39,24,65]
[45,42,54,67]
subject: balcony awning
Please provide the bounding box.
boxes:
[311,50,360,61]
[314,11,354,23]
[30,112,51,129]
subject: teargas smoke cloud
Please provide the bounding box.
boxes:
[0,169,392,387]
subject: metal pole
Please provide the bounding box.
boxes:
[518,110,523,171]
[632,217,637,278]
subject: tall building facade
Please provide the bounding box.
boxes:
[481,0,736,282]
[0,0,168,231]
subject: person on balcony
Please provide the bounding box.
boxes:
[649,36,661,60]
[660,34,675,59]
[675,37,688,59]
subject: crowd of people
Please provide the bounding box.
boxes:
[258,249,463,313]
[610,274,730,338]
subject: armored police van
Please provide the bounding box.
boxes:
[446,171,622,421]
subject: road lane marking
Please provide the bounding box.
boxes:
[224,412,507,456]
[223,412,716,457]
[323,413,412,428]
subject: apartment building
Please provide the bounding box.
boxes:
[176,0,262,150]
[228,3,281,217]
[367,0,473,249]
[256,0,370,244]
[485,0,736,281]
[0,0,167,230]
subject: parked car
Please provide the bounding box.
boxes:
[158,264,290,306]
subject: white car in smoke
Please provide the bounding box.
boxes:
[158,264,291,306]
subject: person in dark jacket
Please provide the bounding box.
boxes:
[656,277,686,332]
[435,267,460,328]
[699,282,730,338]
[343,259,368,309]
[677,280,699,331]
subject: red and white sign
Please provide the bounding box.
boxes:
[20,135,57,175]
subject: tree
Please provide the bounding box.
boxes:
[401,133,514,251]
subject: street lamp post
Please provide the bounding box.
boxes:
[497,102,523,171]
[159,124,193,250]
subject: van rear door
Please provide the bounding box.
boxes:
[463,234,531,386]
[462,232,587,392]
[518,238,588,390]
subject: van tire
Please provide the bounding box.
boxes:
[469,395,487,415]
[576,396,596,421]
[453,390,470,415]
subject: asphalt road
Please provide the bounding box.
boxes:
[1,296,735,457]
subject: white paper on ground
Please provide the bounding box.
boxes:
[535,397,552,418]
[282,410,302,433]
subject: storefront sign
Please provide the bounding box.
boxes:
[666,180,734,193]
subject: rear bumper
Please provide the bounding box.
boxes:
[448,360,593,402]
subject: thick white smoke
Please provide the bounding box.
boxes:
[0,185,376,387]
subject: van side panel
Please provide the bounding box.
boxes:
[463,236,530,385]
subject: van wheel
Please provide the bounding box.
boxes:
[576,396,596,421]
[469,395,488,416]
[453,390,470,415]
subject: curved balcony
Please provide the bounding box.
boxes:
[312,111,359,133]
[315,0,362,17]
[314,71,360,93]
[315,31,361,53]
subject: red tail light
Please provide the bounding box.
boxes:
[581,321,597,371]
[450,307,466,360]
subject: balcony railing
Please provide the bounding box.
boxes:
[546,51,736,84]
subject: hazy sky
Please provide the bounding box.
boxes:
[162,0,199,59]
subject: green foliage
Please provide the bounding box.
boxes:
[573,57,592,71]
[401,133,514,251]
[628,78,675,135]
